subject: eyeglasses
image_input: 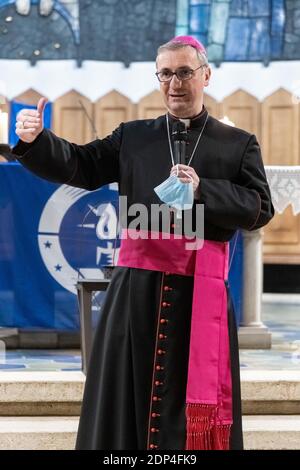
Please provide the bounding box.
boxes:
[155,65,206,82]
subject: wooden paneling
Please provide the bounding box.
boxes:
[204,93,219,119]
[0,96,9,114]
[94,90,135,138]
[220,89,260,139]
[263,209,300,264]
[53,90,93,144]
[261,88,299,165]
[261,88,300,263]
[136,90,166,119]
[263,210,300,263]
[13,88,45,106]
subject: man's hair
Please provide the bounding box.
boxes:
[157,40,209,66]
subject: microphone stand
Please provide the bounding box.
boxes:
[78,99,99,140]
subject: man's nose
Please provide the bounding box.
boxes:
[170,74,182,86]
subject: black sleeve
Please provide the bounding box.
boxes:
[198,135,274,231]
[12,125,122,190]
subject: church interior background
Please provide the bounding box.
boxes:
[0,0,300,450]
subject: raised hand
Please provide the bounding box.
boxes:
[15,97,48,144]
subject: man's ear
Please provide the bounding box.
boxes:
[204,66,211,87]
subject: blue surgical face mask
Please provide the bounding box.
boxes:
[154,166,194,212]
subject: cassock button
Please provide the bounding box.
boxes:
[151,428,159,433]
[159,333,166,339]
[155,365,164,371]
[155,380,163,386]
[151,412,160,418]
[163,286,170,292]
[160,318,168,324]
[157,349,165,355]
[153,396,161,402]
[150,444,158,449]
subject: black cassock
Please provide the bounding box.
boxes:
[13,109,274,450]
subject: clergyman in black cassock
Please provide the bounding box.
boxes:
[12,36,274,450]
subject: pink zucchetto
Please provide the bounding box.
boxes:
[170,35,207,56]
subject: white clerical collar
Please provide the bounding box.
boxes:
[179,118,191,128]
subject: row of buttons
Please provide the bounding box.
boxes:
[147,272,173,450]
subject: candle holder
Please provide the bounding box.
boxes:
[0,110,8,144]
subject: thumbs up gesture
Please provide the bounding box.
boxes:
[16,97,48,143]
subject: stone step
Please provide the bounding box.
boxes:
[0,415,299,450]
[0,371,84,416]
[0,370,300,415]
[241,370,300,414]
[243,416,300,450]
[0,417,78,450]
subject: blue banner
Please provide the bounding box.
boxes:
[228,231,243,326]
[0,163,119,329]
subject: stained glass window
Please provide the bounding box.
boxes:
[176,0,297,65]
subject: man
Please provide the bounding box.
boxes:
[13,36,274,450]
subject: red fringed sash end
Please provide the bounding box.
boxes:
[185,403,231,450]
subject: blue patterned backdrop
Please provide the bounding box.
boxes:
[176,0,294,65]
[0,0,299,66]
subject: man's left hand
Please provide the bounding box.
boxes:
[170,164,200,198]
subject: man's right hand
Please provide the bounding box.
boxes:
[15,97,48,143]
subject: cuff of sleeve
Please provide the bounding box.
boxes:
[12,130,44,158]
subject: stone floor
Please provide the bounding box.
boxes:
[0,295,299,372]
[240,294,300,370]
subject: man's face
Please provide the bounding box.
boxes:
[156,47,211,118]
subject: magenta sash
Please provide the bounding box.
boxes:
[118,229,232,450]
